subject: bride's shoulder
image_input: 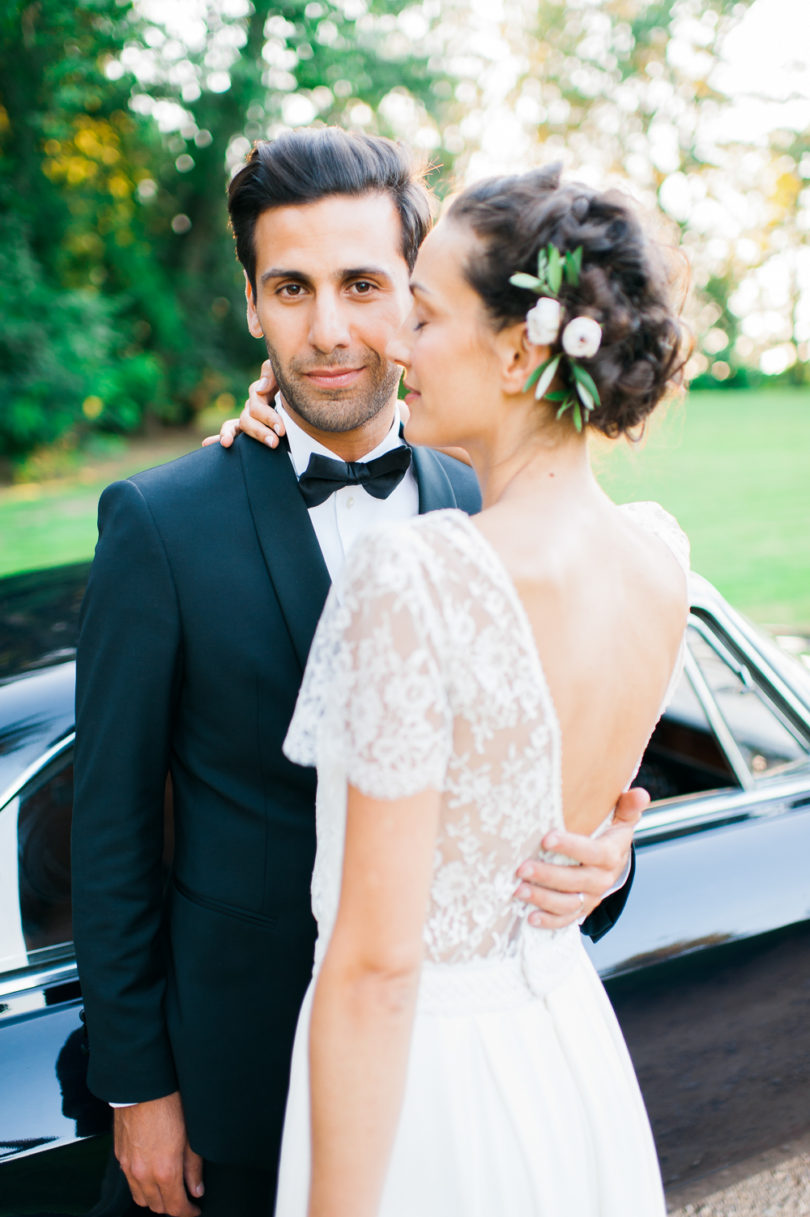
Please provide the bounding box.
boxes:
[616,500,690,576]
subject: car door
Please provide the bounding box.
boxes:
[0,741,113,1217]
[588,598,810,1190]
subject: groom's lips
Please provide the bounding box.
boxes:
[303,366,365,390]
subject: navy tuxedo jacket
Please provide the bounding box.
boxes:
[72,435,631,1169]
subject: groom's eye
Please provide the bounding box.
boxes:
[277,282,306,298]
[350,280,376,295]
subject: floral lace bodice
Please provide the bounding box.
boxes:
[283,503,689,978]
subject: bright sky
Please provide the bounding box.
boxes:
[719,0,810,101]
[714,0,810,142]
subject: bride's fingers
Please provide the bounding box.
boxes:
[202,418,241,448]
[243,377,285,448]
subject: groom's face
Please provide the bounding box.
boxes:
[245,192,413,438]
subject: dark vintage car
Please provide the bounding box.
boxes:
[0,562,809,1215]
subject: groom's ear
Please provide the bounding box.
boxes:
[245,272,264,340]
[495,322,547,396]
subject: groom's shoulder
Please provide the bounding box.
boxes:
[126,441,239,502]
[429,449,481,515]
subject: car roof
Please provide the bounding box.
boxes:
[0,563,88,680]
[0,564,87,800]
[0,662,76,799]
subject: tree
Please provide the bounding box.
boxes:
[0,0,176,455]
[0,0,457,460]
[476,0,797,380]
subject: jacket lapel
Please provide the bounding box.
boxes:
[237,435,331,673]
[410,445,459,514]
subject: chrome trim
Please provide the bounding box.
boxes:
[682,637,754,791]
[0,730,75,812]
[690,601,810,737]
[0,957,78,1001]
[637,770,810,841]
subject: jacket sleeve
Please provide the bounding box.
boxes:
[580,848,636,943]
[72,478,181,1103]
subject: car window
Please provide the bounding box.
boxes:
[18,756,74,954]
[688,626,809,778]
[0,752,74,974]
[637,666,740,802]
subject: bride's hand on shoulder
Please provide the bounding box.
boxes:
[514,788,647,929]
[201,359,286,449]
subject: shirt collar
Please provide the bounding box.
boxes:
[277,398,406,478]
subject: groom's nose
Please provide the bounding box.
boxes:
[308,291,351,352]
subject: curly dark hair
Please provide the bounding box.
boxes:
[447,164,689,437]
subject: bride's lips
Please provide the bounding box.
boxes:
[403,383,421,408]
[303,366,365,389]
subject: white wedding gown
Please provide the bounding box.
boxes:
[276,503,689,1217]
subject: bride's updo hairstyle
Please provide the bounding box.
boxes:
[447,164,689,437]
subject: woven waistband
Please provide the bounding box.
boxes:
[416,927,584,1016]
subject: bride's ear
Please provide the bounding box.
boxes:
[495,323,547,396]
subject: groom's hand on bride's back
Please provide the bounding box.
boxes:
[114,1092,204,1216]
[201,359,286,450]
[514,788,648,931]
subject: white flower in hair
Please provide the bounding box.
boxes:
[561,316,602,359]
[526,297,561,346]
[511,244,602,432]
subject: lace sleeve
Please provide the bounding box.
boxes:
[618,500,690,576]
[283,523,453,800]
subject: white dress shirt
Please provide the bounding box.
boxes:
[278,400,419,586]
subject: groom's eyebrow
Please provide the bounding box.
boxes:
[342,265,396,284]
[260,268,309,285]
[260,265,396,285]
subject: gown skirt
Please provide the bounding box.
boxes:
[273,932,666,1217]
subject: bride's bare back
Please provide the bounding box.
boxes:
[286,499,688,969]
[475,494,688,837]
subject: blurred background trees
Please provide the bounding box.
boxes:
[1,0,807,466]
[0,0,454,460]
[485,0,809,387]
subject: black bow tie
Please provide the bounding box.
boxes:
[297,446,412,508]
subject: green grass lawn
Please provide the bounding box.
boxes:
[0,433,197,579]
[593,387,810,629]
[1,387,808,628]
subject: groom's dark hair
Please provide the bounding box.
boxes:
[228,127,433,290]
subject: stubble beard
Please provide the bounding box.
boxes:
[263,340,402,434]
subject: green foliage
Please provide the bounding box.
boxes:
[595,387,810,627]
[0,0,453,461]
[496,0,791,378]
